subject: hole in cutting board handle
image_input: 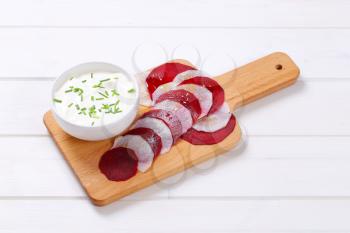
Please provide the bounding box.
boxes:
[275,64,283,70]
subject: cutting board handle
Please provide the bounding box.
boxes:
[216,52,300,110]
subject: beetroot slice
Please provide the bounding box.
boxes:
[99,147,138,181]
[180,76,225,114]
[126,127,162,158]
[181,114,236,145]
[146,63,195,98]
[156,89,201,122]
[143,109,182,142]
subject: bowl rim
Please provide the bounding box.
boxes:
[51,61,140,130]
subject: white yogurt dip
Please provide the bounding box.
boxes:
[53,72,138,127]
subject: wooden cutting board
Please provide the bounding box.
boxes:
[43,52,300,206]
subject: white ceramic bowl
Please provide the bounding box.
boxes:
[51,62,140,141]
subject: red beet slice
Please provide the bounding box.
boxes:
[180,76,225,114]
[156,89,201,122]
[99,147,138,181]
[143,109,183,141]
[146,63,196,98]
[181,114,236,145]
[126,127,162,158]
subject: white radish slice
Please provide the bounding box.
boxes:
[152,82,176,103]
[176,84,213,118]
[151,70,204,104]
[138,68,206,106]
[113,135,154,172]
[172,69,204,83]
[133,117,173,154]
[135,71,153,106]
[155,100,193,133]
[192,102,231,132]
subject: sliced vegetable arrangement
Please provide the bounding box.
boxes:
[99,62,236,181]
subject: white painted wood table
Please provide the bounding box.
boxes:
[1,0,350,232]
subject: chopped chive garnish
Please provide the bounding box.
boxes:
[112,106,122,114]
[101,103,112,114]
[63,74,129,124]
[65,86,75,93]
[98,91,108,98]
[92,82,104,88]
[78,107,87,115]
[102,104,110,110]
[111,89,119,96]
[53,98,62,103]
[100,78,110,83]
[128,88,136,93]
[73,87,84,95]
[88,105,99,119]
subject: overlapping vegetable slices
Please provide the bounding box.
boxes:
[151,69,204,103]
[154,100,193,134]
[132,117,173,154]
[99,62,236,181]
[182,115,236,145]
[155,89,202,122]
[113,134,154,172]
[175,84,212,118]
[127,127,162,158]
[180,76,225,114]
[145,62,196,97]
[142,109,182,141]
